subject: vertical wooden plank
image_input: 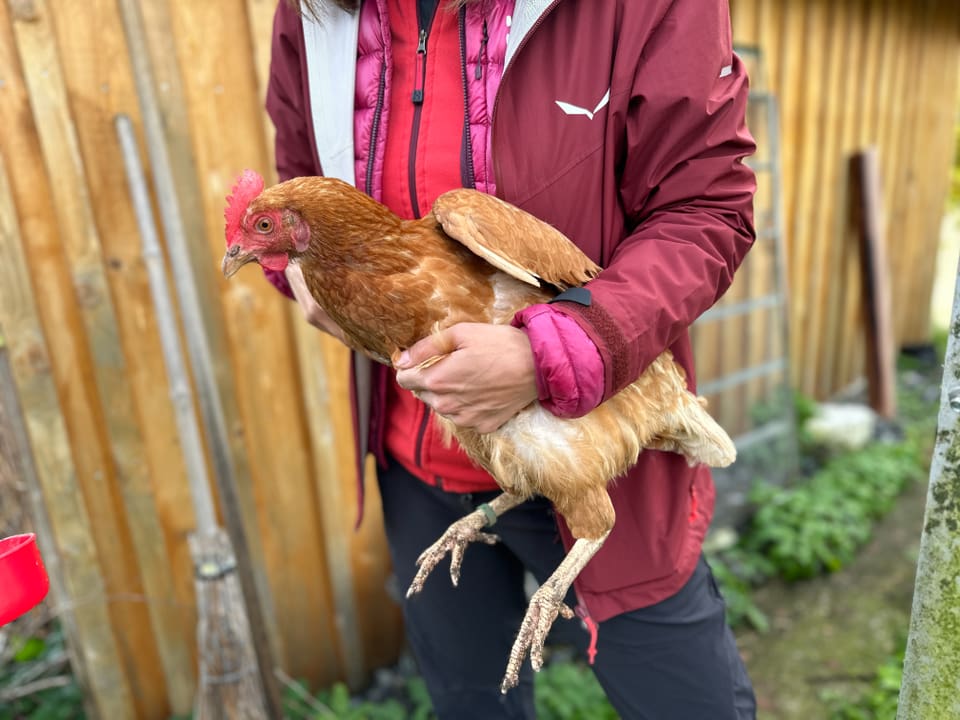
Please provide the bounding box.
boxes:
[731,0,757,46]
[727,0,757,435]
[855,0,887,149]
[883,6,925,343]
[0,142,134,720]
[888,3,923,341]
[796,0,842,397]
[291,324,365,685]
[136,1,276,645]
[755,0,780,96]
[245,0,280,176]
[139,0,256,450]
[304,339,401,673]
[0,215,96,720]
[750,171,778,426]
[692,299,723,425]
[902,9,960,343]
[787,0,830,397]
[876,0,909,222]
[353,461,405,671]
[839,0,889,386]
[9,3,176,714]
[47,0,204,712]
[165,0,342,681]
[899,1,955,343]
[775,0,804,254]
[873,3,909,352]
[817,0,865,396]
[221,285,342,680]
[773,0,804,394]
[871,0,904,370]
[747,3,782,420]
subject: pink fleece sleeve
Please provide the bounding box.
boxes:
[512,304,604,418]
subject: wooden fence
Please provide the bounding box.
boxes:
[728,0,960,401]
[0,0,957,717]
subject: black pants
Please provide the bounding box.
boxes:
[378,458,756,720]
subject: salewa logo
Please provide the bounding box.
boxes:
[555,88,611,120]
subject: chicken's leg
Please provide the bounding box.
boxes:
[406,491,526,597]
[500,531,610,694]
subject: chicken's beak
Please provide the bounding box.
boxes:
[221,245,254,278]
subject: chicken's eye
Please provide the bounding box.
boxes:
[255,217,273,233]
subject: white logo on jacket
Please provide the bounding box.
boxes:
[555,88,610,120]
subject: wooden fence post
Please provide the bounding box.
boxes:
[851,149,897,419]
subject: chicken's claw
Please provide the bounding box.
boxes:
[406,514,500,598]
[500,582,575,694]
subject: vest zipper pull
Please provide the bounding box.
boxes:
[475,20,488,80]
[413,29,427,104]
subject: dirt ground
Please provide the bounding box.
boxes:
[734,472,927,719]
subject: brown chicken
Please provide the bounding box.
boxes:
[221,169,736,692]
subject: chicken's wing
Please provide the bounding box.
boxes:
[432,189,601,292]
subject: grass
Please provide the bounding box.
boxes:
[823,642,906,720]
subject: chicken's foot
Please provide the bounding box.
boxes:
[501,531,610,694]
[406,492,525,597]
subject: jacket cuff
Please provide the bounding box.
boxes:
[263,267,295,300]
[512,305,604,418]
[547,299,636,402]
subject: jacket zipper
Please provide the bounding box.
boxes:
[408,5,438,467]
[365,60,388,196]
[490,0,563,190]
[408,3,435,218]
[458,7,476,189]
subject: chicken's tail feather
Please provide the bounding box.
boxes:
[650,394,737,468]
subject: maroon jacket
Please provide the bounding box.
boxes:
[266,0,756,621]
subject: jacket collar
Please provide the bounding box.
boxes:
[299,0,555,183]
[504,0,554,70]
[301,3,361,185]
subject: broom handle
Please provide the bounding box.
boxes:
[115,110,283,720]
[115,116,217,536]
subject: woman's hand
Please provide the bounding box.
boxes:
[394,323,538,434]
[284,263,345,341]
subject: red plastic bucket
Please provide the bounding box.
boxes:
[0,534,50,626]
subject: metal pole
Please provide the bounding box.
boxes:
[897,253,960,718]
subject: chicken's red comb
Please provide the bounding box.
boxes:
[224,169,265,245]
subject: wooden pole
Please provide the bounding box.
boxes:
[897,251,960,717]
[851,148,897,418]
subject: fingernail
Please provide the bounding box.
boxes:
[397,351,410,367]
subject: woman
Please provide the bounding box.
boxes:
[264,0,758,717]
